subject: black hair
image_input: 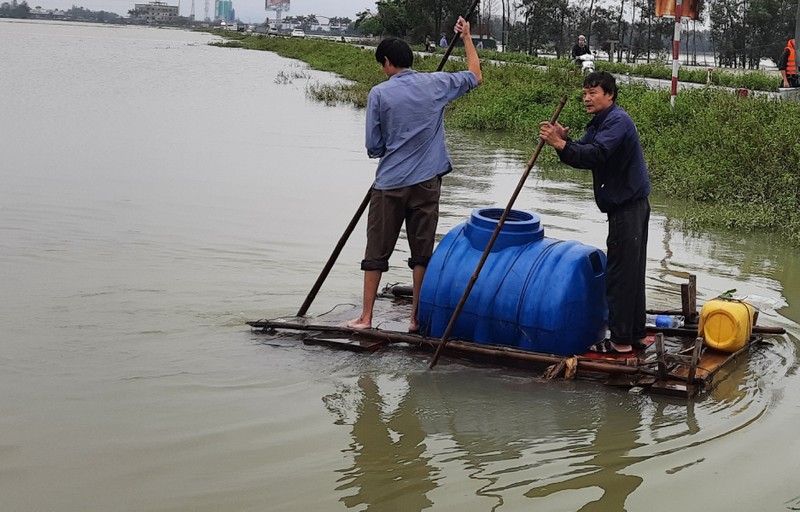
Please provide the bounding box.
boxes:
[583,71,617,101]
[375,37,414,69]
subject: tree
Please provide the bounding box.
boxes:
[348,0,794,67]
[354,9,383,36]
[519,0,569,55]
[375,0,411,37]
[0,0,31,18]
[707,0,794,68]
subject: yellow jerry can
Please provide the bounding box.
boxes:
[698,298,756,353]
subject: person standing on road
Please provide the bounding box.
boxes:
[539,71,651,354]
[347,17,483,332]
[778,38,798,88]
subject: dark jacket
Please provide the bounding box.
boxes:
[556,103,650,213]
[571,43,590,59]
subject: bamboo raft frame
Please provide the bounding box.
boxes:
[248,275,785,398]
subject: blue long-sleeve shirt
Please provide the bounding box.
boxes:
[556,103,650,213]
[366,69,478,190]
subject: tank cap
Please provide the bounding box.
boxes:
[466,208,545,250]
[472,208,542,233]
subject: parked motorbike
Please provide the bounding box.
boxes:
[575,53,595,73]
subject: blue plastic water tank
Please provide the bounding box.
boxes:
[418,208,607,356]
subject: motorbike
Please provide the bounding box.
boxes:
[575,53,595,73]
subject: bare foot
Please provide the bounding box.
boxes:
[589,339,633,354]
[346,317,372,329]
[611,341,633,353]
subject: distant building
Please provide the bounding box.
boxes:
[29,7,67,18]
[215,0,234,21]
[133,1,178,22]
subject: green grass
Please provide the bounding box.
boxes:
[453,48,783,92]
[211,33,800,244]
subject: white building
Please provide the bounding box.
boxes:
[133,1,179,23]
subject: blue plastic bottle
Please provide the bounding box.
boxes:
[645,314,685,328]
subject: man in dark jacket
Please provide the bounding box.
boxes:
[539,71,651,354]
[571,35,590,63]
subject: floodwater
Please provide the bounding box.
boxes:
[2,19,800,512]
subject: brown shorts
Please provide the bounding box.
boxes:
[361,176,441,272]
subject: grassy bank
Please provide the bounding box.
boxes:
[423,48,782,92]
[213,33,800,244]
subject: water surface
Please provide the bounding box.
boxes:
[2,19,799,512]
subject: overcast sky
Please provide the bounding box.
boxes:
[37,0,378,22]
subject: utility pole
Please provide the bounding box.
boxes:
[670,0,683,107]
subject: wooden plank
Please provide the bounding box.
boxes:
[647,324,784,336]
[681,274,698,323]
[686,337,704,382]
[655,333,668,380]
[671,344,746,380]
[303,336,389,353]
[606,374,655,388]
[649,381,697,398]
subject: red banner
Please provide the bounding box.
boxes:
[655,0,701,20]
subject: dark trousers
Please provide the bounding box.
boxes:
[606,197,650,344]
[361,176,441,272]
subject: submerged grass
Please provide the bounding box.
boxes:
[212,33,800,244]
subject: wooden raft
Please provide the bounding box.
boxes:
[247,318,768,399]
[248,275,783,399]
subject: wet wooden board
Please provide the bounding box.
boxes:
[248,319,770,399]
[671,345,745,381]
[649,381,698,398]
[303,335,389,353]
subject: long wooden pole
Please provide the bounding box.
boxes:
[248,319,646,376]
[296,190,371,316]
[296,0,481,317]
[429,95,569,369]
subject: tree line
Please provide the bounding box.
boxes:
[1,0,30,18]
[1,1,123,22]
[354,0,798,68]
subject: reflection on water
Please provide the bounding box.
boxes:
[326,375,435,511]
[319,337,792,511]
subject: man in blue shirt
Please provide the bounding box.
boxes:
[539,71,650,354]
[347,16,482,332]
